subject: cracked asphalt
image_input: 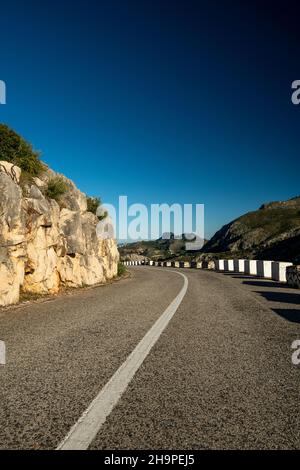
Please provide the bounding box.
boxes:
[0,267,299,449]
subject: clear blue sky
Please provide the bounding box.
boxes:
[0,0,299,239]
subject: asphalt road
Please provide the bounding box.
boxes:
[0,267,299,449]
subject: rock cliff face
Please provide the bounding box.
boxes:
[0,161,119,306]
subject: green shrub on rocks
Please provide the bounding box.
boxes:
[87,196,108,220]
[87,196,101,215]
[0,123,44,176]
[45,176,68,202]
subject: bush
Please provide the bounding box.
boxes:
[87,196,108,220]
[0,123,44,176]
[45,176,68,201]
[87,196,101,215]
[117,262,127,277]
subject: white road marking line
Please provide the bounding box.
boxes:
[57,270,188,450]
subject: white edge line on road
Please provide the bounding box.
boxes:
[56,269,188,450]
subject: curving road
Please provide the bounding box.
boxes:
[0,267,299,449]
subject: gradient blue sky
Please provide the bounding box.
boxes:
[0,0,299,239]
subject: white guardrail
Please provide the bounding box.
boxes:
[122,258,299,288]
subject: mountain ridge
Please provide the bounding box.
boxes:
[119,196,300,264]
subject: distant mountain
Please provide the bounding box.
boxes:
[119,233,206,261]
[202,196,300,263]
[119,197,300,264]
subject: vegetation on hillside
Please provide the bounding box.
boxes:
[239,206,300,238]
[0,123,44,176]
[0,124,108,218]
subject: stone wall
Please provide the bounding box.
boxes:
[0,162,119,306]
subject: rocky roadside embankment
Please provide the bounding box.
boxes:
[0,161,119,306]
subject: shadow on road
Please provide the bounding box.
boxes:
[242,280,287,289]
[220,272,300,324]
[222,274,253,279]
[255,290,300,305]
[271,309,300,324]
[254,290,300,324]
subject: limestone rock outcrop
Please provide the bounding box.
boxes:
[0,165,119,306]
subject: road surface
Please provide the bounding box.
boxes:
[0,267,299,449]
